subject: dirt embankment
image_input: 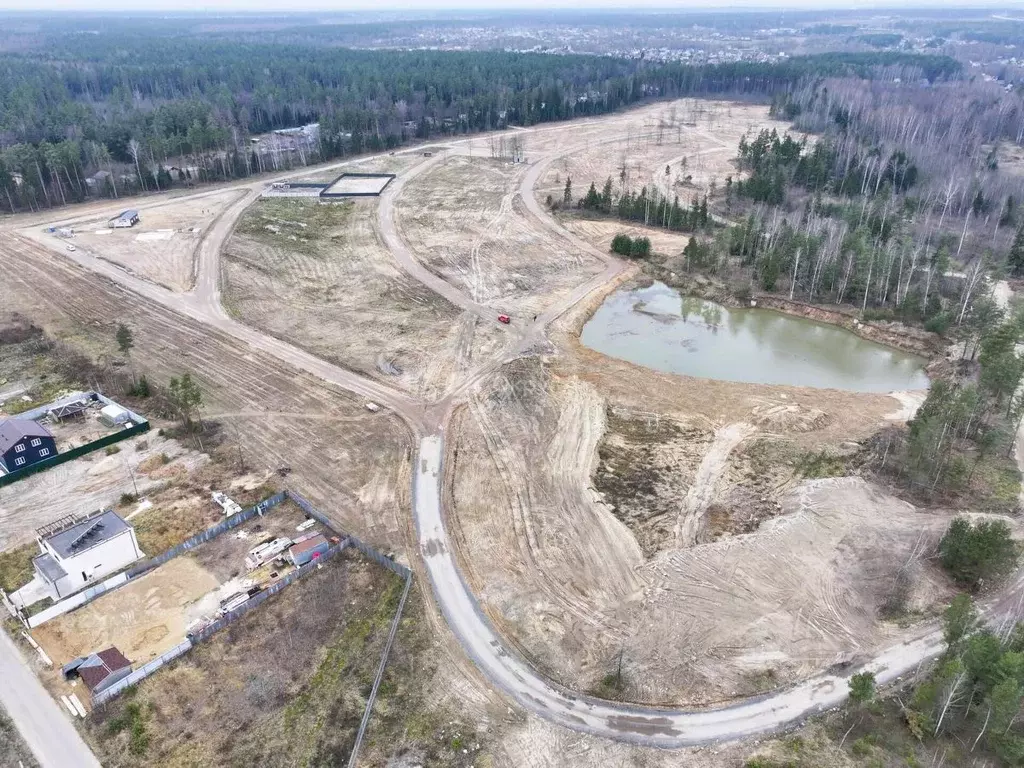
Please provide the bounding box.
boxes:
[750,295,943,358]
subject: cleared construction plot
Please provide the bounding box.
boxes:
[0,434,206,551]
[40,188,249,292]
[532,100,793,207]
[395,155,604,314]
[223,197,504,398]
[0,242,412,549]
[560,219,695,258]
[322,172,395,196]
[445,349,956,706]
[31,502,314,667]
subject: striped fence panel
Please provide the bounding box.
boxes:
[28,573,128,628]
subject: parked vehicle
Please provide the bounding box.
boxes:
[498,314,511,324]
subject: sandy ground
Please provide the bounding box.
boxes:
[32,557,219,665]
[395,154,605,315]
[561,218,696,257]
[524,100,790,203]
[0,432,207,550]
[445,334,951,706]
[223,197,504,399]
[302,152,423,183]
[51,189,248,292]
[0,243,412,552]
[323,174,393,195]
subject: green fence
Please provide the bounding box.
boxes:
[0,420,150,489]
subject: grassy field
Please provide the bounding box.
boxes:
[0,543,35,594]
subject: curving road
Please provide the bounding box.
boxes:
[5,122,960,755]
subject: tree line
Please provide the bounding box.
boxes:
[0,35,959,213]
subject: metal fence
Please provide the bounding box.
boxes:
[0,421,149,488]
[285,489,411,579]
[28,493,289,628]
[63,487,412,768]
[285,488,337,530]
[126,492,288,579]
[188,540,347,644]
[348,571,412,768]
[28,573,129,628]
[93,640,192,705]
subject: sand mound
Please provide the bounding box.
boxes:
[750,402,831,433]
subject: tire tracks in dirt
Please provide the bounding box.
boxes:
[674,422,755,547]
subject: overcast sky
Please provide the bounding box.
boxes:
[0,0,1015,11]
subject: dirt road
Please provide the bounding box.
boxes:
[2,110,958,754]
[415,434,952,745]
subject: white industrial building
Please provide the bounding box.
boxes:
[32,510,144,601]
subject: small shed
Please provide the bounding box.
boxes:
[99,404,130,427]
[48,400,90,423]
[288,533,329,566]
[63,647,132,697]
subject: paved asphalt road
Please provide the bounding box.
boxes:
[0,629,101,768]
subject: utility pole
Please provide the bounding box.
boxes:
[123,456,138,498]
[233,424,246,472]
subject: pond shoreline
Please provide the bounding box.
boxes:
[578,280,932,393]
[601,267,945,362]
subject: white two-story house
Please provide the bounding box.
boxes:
[33,509,144,601]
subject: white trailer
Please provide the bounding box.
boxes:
[244,537,291,570]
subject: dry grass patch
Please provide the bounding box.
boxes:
[85,551,414,768]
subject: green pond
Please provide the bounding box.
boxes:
[580,282,929,392]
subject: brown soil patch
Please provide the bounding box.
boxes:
[395,155,604,314]
[33,557,219,665]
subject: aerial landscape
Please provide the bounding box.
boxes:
[2,4,1024,767]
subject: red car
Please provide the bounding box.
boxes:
[498,314,511,325]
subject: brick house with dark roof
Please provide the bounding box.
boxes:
[0,418,56,473]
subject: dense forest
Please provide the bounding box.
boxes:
[0,28,958,213]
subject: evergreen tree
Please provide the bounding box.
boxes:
[1009,223,1024,277]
